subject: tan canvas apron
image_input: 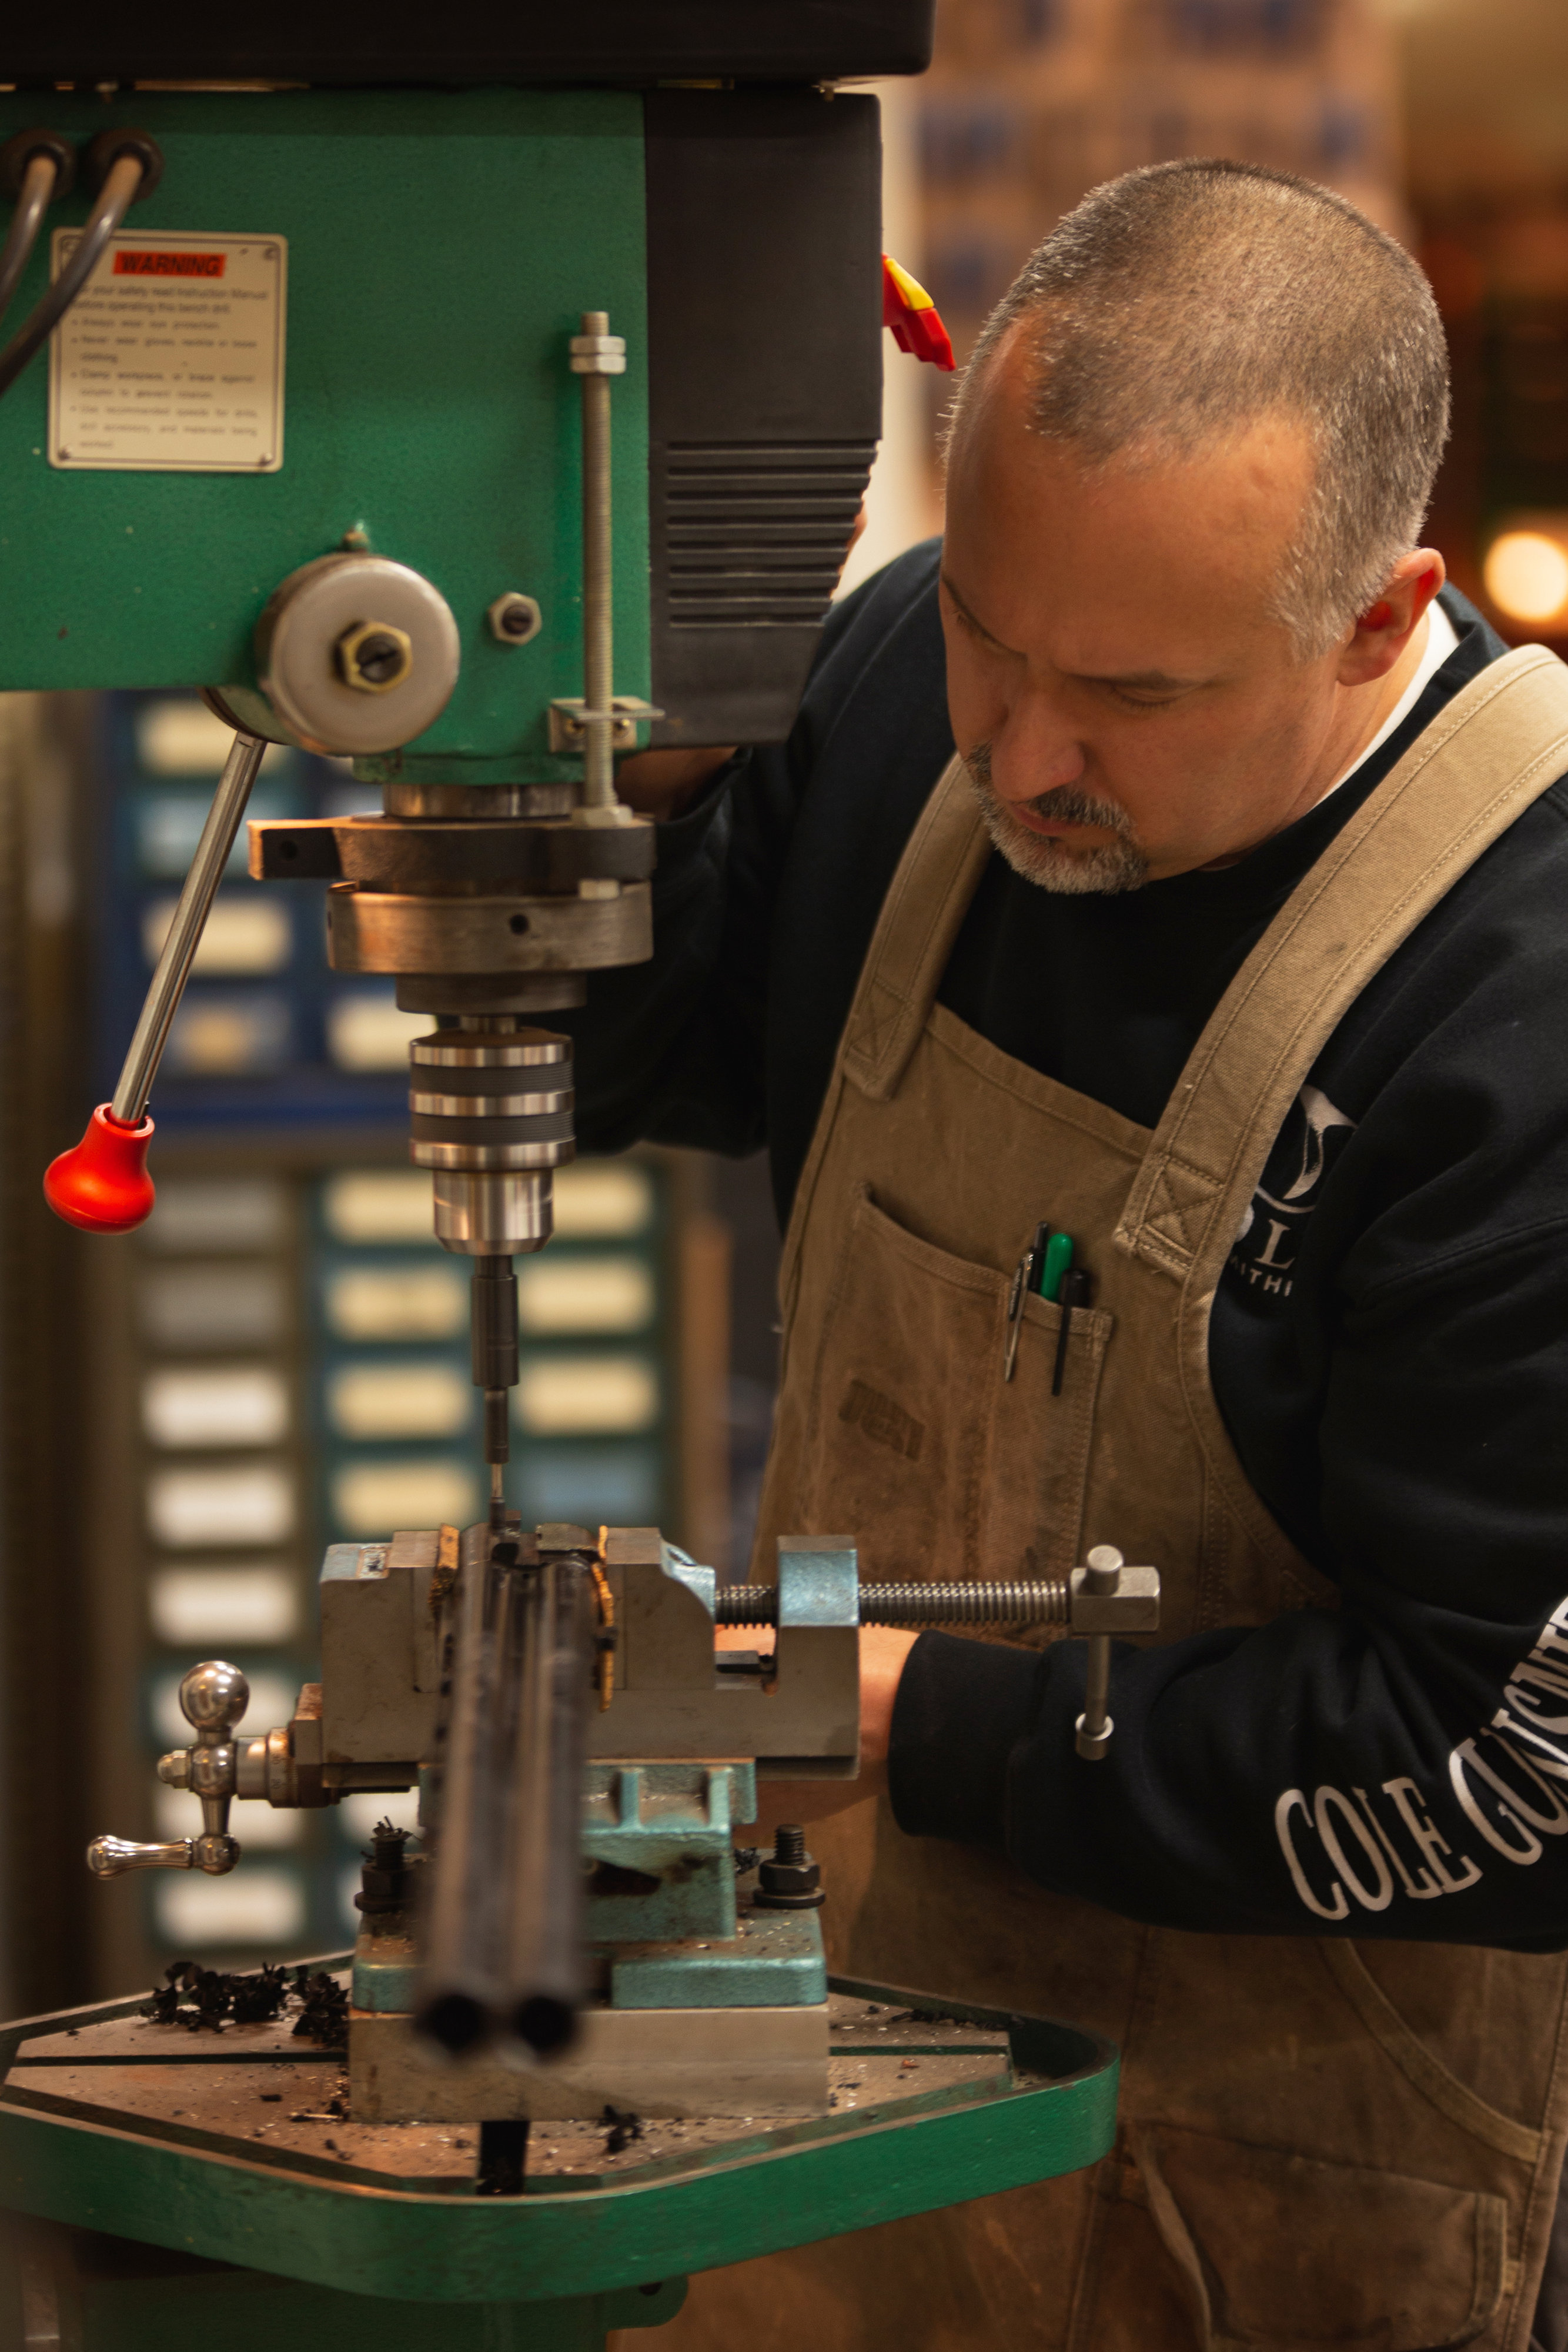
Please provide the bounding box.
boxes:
[637,646,1568,2352]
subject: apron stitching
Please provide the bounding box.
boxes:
[845,764,989,1101]
[1134,710,1568,1295]
[1319,1942,1544,2166]
[1175,1275,1321,1576]
[927,1011,1154,1158]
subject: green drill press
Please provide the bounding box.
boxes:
[0,11,1140,2343]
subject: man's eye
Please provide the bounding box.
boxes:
[1106,685,1178,711]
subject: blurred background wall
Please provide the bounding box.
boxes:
[3,0,1566,2020]
[846,0,1568,655]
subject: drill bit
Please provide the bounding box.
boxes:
[470,1257,519,1529]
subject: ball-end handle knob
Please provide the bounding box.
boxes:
[179,1661,249,1740]
[44,1105,155,1234]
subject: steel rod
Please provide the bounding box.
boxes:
[579,308,615,807]
[503,1552,591,2053]
[1079,1641,1112,1746]
[417,1525,509,2053]
[111,730,266,1124]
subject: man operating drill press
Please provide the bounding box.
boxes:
[583,162,1568,2349]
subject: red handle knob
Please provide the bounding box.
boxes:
[44,1105,155,1233]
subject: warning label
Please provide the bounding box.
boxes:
[113,250,228,279]
[48,231,286,473]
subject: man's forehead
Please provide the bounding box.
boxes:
[940,562,1226,686]
[944,379,1316,667]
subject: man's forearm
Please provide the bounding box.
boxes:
[615,743,737,820]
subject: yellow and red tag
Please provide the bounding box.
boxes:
[882,254,955,372]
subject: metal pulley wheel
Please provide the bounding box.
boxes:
[254,552,461,754]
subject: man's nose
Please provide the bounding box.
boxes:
[989,691,1088,802]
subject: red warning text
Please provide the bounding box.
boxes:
[113,251,228,279]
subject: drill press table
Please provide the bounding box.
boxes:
[0,1960,1116,2350]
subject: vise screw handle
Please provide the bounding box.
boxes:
[1074,1546,1124,1762]
[87,1661,250,1879]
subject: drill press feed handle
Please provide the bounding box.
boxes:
[86,1660,251,1879]
[41,1103,155,1235]
[43,727,267,1234]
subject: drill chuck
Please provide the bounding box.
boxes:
[411,1025,574,1258]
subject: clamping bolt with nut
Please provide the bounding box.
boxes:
[752,1825,825,1911]
[336,619,414,694]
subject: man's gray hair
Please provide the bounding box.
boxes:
[951,161,1450,658]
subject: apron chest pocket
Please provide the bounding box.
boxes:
[798,1184,1113,1587]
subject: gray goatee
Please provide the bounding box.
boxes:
[964,742,1149,895]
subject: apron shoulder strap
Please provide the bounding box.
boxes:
[841,754,991,1102]
[1116,642,1568,1286]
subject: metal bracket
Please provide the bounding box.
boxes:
[548,696,663,754]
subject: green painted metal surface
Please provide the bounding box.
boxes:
[609,1912,827,2009]
[351,1932,420,2014]
[0,89,650,781]
[584,1762,745,1946]
[0,1978,1118,2308]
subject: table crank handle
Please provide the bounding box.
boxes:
[88,1836,213,1877]
[86,1661,249,1879]
[44,729,268,1234]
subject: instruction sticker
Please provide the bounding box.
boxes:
[48,231,286,472]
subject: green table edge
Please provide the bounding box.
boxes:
[0,1968,1119,2306]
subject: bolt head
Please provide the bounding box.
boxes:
[335,618,413,694]
[487,592,542,646]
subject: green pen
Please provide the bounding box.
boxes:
[1038,1231,1074,1303]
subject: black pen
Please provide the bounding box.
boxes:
[1051,1267,1092,1397]
[1004,1222,1050,1382]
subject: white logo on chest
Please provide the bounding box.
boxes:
[1230,1084,1356,1297]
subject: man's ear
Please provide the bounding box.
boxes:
[1336,550,1446,689]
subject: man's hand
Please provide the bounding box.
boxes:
[614,743,737,821]
[715,1623,920,1840]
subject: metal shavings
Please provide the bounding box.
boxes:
[601,2103,644,2156]
[141,1958,324,2036]
[229,1965,289,2024]
[142,1959,279,2032]
[291,1969,349,2047]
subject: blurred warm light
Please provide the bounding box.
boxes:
[1483,530,1568,625]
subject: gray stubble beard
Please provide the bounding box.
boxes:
[963,742,1149,894]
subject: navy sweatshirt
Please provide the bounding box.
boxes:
[564,542,1568,1951]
